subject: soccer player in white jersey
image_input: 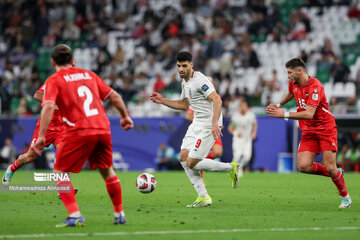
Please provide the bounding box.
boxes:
[150,51,239,207]
[228,101,257,178]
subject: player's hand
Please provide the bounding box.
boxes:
[34,136,45,155]
[212,123,223,141]
[149,92,163,104]
[266,107,285,118]
[120,116,134,131]
[266,103,279,112]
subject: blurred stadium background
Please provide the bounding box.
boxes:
[1,0,360,172]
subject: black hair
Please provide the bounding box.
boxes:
[285,57,306,69]
[51,44,73,66]
[176,51,192,62]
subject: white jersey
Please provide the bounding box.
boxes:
[230,110,257,142]
[181,71,223,128]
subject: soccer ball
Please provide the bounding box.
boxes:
[136,173,156,193]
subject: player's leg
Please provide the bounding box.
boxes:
[55,169,84,228]
[90,134,126,223]
[186,131,238,188]
[297,132,330,177]
[180,124,212,207]
[2,149,39,185]
[98,166,126,224]
[54,135,96,227]
[237,141,252,178]
[179,149,212,207]
[297,151,317,173]
[323,151,351,208]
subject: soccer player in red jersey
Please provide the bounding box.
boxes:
[266,57,351,208]
[2,83,65,185]
[34,44,134,227]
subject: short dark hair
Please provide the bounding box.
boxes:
[176,51,192,62]
[285,57,306,69]
[51,44,73,66]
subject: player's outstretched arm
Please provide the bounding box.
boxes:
[149,92,189,110]
[267,104,316,120]
[108,91,134,131]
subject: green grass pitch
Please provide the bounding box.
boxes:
[0,170,359,240]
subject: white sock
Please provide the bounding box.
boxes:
[193,159,233,172]
[114,211,125,218]
[180,162,208,197]
[69,211,81,218]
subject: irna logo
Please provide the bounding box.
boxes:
[34,172,71,182]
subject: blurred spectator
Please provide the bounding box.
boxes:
[0,138,16,168]
[165,73,182,93]
[153,73,166,92]
[348,4,360,20]
[154,143,180,171]
[344,145,360,172]
[331,58,350,83]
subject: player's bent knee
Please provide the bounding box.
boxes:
[297,163,312,173]
[186,159,196,169]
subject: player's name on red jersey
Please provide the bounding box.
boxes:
[289,76,336,132]
[43,67,112,136]
[63,72,92,82]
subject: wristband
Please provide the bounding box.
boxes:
[276,103,281,107]
[284,111,289,120]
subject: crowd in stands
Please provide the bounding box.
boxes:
[0,0,360,118]
[0,0,359,171]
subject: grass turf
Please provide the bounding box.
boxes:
[0,170,359,240]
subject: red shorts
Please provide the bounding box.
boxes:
[54,134,113,173]
[30,125,64,151]
[214,138,223,146]
[298,130,338,153]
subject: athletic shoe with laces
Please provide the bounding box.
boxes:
[56,216,85,228]
[2,166,14,186]
[228,161,239,188]
[186,196,212,207]
[113,213,127,224]
[339,194,352,208]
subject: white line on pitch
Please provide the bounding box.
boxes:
[1,226,359,239]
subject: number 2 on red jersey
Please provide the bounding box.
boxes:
[77,85,99,117]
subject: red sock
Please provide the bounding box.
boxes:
[10,160,20,172]
[206,152,214,159]
[311,163,330,177]
[105,175,123,213]
[57,181,79,215]
[332,170,348,197]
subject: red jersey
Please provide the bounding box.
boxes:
[35,83,65,132]
[42,67,113,136]
[288,76,337,131]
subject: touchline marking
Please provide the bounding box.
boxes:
[1,227,359,239]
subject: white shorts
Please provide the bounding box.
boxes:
[181,123,215,160]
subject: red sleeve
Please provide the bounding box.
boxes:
[96,74,113,101]
[42,77,59,107]
[37,83,46,94]
[288,81,293,94]
[306,85,322,108]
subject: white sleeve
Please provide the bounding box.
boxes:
[180,81,186,99]
[197,74,215,98]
